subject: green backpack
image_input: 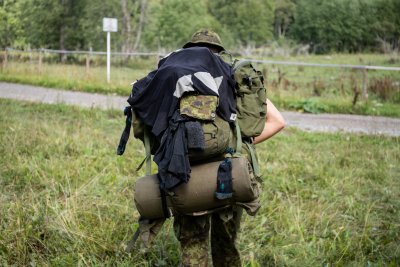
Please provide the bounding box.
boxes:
[233,60,267,138]
[118,57,267,252]
[117,59,267,164]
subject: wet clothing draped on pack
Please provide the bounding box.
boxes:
[153,110,190,190]
[128,47,236,190]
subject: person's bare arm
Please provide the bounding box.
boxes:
[253,99,285,144]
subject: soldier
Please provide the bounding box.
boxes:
[174,29,285,267]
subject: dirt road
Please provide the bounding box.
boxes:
[1,82,399,137]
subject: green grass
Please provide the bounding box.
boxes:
[273,96,400,117]
[252,53,400,117]
[1,52,400,117]
[0,99,399,266]
[0,61,147,96]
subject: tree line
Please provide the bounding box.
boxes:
[0,0,399,54]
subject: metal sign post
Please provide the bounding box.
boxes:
[103,18,118,83]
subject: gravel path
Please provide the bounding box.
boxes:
[1,82,399,137]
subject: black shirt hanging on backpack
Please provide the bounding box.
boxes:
[127,47,237,190]
[128,47,237,139]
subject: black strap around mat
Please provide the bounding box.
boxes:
[157,173,171,219]
[125,227,140,253]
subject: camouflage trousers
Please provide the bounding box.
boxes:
[173,207,243,267]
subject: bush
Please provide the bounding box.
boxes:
[368,76,400,103]
[288,98,328,113]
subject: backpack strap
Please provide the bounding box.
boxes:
[233,59,252,72]
[244,142,261,178]
[134,126,153,174]
[234,120,242,156]
[117,106,133,155]
[125,226,140,253]
[234,120,261,179]
[144,127,152,175]
[125,217,166,253]
[118,106,152,175]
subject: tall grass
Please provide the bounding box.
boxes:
[0,100,399,266]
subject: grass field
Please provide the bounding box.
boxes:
[1,52,400,117]
[0,99,399,266]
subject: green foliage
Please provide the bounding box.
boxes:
[273,0,296,38]
[79,0,129,50]
[0,6,8,48]
[209,0,275,46]
[288,98,328,114]
[371,0,400,51]
[19,0,62,48]
[1,0,400,52]
[0,0,25,48]
[289,0,365,53]
[368,76,400,103]
[0,100,399,265]
[143,0,220,50]
[0,0,140,51]
[288,0,400,53]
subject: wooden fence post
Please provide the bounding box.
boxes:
[86,47,92,76]
[362,68,368,100]
[38,49,43,74]
[3,49,8,69]
[86,54,90,76]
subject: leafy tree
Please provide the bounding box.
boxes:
[142,0,220,51]
[0,4,12,48]
[13,0,86,50]
[209,0,275,47]
[1,0,399,53]
[0,0,25,48]
[0,0,147,52]
[80,0,148,52]
[273,0,296,38]
[289,0,371,53]
[372,0,400,51]
[79,0,122,51]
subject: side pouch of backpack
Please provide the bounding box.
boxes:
[180,94,232,162]
[132,109,159,155]
[188,115,231,162]
[233,60,267,137]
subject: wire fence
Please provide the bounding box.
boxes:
[250,59,400,101]
[1,47,163,70]
[1,48,400,103]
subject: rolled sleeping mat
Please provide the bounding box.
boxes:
[134,157,259,219]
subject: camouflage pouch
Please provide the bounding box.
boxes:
[180,95,218,121]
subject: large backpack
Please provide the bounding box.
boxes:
[117,56,267,252]
[117,58,267,164]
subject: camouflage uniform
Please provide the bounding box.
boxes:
[174,207,243,267]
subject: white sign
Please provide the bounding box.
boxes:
[103,18,118,83]
[103,18,118,32]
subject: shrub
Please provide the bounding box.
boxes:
[288,98,328,113]
[368,76,400,103]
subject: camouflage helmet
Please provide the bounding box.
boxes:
[183,29,225,52]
